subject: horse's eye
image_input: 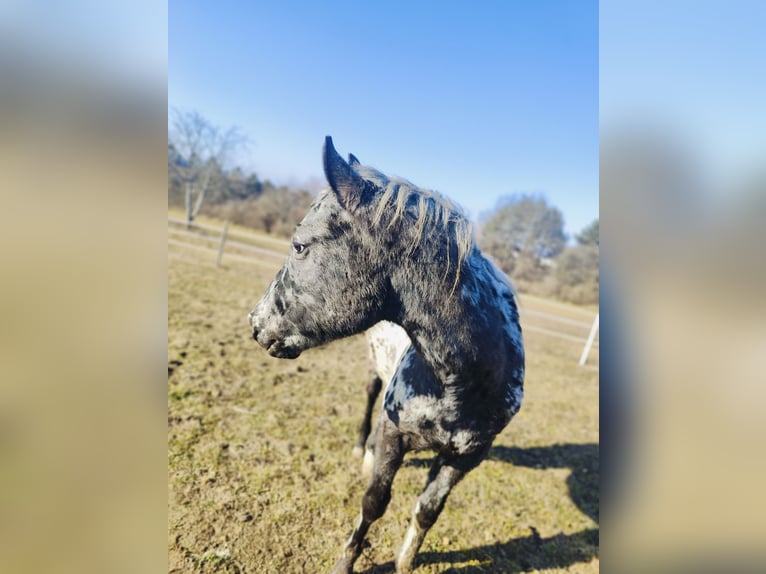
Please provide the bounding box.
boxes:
[293,242,306,255]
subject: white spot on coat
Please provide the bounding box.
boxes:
[362,449,375,476]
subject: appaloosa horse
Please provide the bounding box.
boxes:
[249,137,524,573]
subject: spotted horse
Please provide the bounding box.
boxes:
[249,137,524,574]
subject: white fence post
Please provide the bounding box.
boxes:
[578,313,599,366]
[216,220,230,268]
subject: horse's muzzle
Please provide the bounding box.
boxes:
[248,307,303,358]
[248,310,267,345]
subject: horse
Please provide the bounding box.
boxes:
[248,137,525,574]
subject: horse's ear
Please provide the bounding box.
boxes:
[323,136,370,211]
[348,153,361,167]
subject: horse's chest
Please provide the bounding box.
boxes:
[382,344,521,455]
[383,378,504,455]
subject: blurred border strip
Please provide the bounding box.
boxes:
[0,2,167,573]
[601,0,766,571]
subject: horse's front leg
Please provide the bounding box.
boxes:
[395,456,468,574]
[331,415,405,574]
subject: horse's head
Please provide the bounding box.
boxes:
[248,137,388,358]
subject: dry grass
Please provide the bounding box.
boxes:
[168,243,598,573]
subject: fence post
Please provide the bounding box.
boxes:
[216,220,230,268]
[578,313,599,366]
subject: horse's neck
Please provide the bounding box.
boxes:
[388,245,522,388]
[389,267,482,380]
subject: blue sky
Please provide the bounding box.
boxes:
[169,1,598,237]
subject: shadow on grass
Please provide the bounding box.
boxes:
[357,527,598,574]
[375,442,600,573]
[406,442,599,524]
[489,443,599,524]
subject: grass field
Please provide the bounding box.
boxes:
[168,235,599,573]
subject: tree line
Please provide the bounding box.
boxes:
[479,195,598,305]
[168,109,598,305]
[168,109,315,236]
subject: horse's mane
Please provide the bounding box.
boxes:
[355,164,474,294]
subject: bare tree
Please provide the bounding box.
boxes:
[169,109,247,226]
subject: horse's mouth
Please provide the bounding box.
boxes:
[266,339,302,359]
[252,326,304,359]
